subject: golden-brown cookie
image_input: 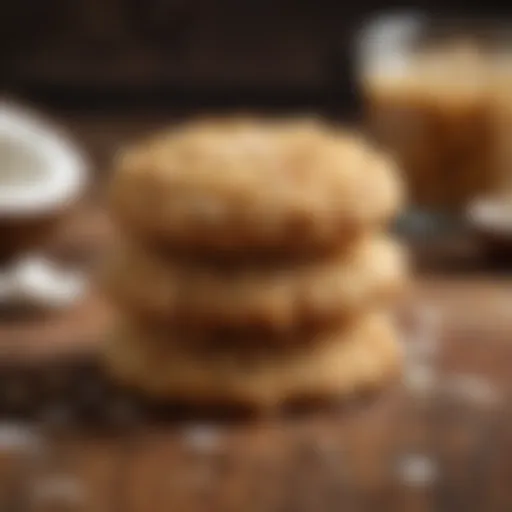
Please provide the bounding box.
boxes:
[103,313,402,408]
[109,117,403,255]
[102,235,408,335]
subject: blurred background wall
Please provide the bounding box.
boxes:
[1,0,510,179]
[2,0,509,116]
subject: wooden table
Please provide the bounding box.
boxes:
[0,115,511,511]
[1,213,512,510]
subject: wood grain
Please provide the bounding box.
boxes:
[0,211,511,510]
[0,114,511,511]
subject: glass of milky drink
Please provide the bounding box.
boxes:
[356,12,512,213]
[488,56,512,196]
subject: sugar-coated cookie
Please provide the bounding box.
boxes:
[109,118,403,255]
[103,234,408,335]
[103,313,402,408]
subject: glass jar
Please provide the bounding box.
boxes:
[355,11,512,214]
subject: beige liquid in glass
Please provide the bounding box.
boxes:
[363,42,505,210]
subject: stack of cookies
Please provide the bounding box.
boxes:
[103,118,407,409]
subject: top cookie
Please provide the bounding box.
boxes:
[109,117,403,254]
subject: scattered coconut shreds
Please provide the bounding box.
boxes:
[308,438,346,471]
[181,424,224,453]
[403,363,438,398]
[401,302,442,366]
[310,437,339,457]
[405,336,441,363]
[396,453,438,487]
[12,256,87,310]
[0,422,43,453]
[442,374,501,408]
[410,302,442,341]
[30,475,86,506]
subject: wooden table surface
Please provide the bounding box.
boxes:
[0,212,511,511]
[0,115,511,511]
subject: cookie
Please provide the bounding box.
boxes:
[103,313,402,408]
[109,117,403,255]
[102,234,407,335]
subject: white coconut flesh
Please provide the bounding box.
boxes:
[469,199,512,233]
[0,105,87,216]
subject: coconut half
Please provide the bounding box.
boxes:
[0,102,87,217]
[0,102,89,310]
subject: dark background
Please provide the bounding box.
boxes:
[2,0,510,118]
